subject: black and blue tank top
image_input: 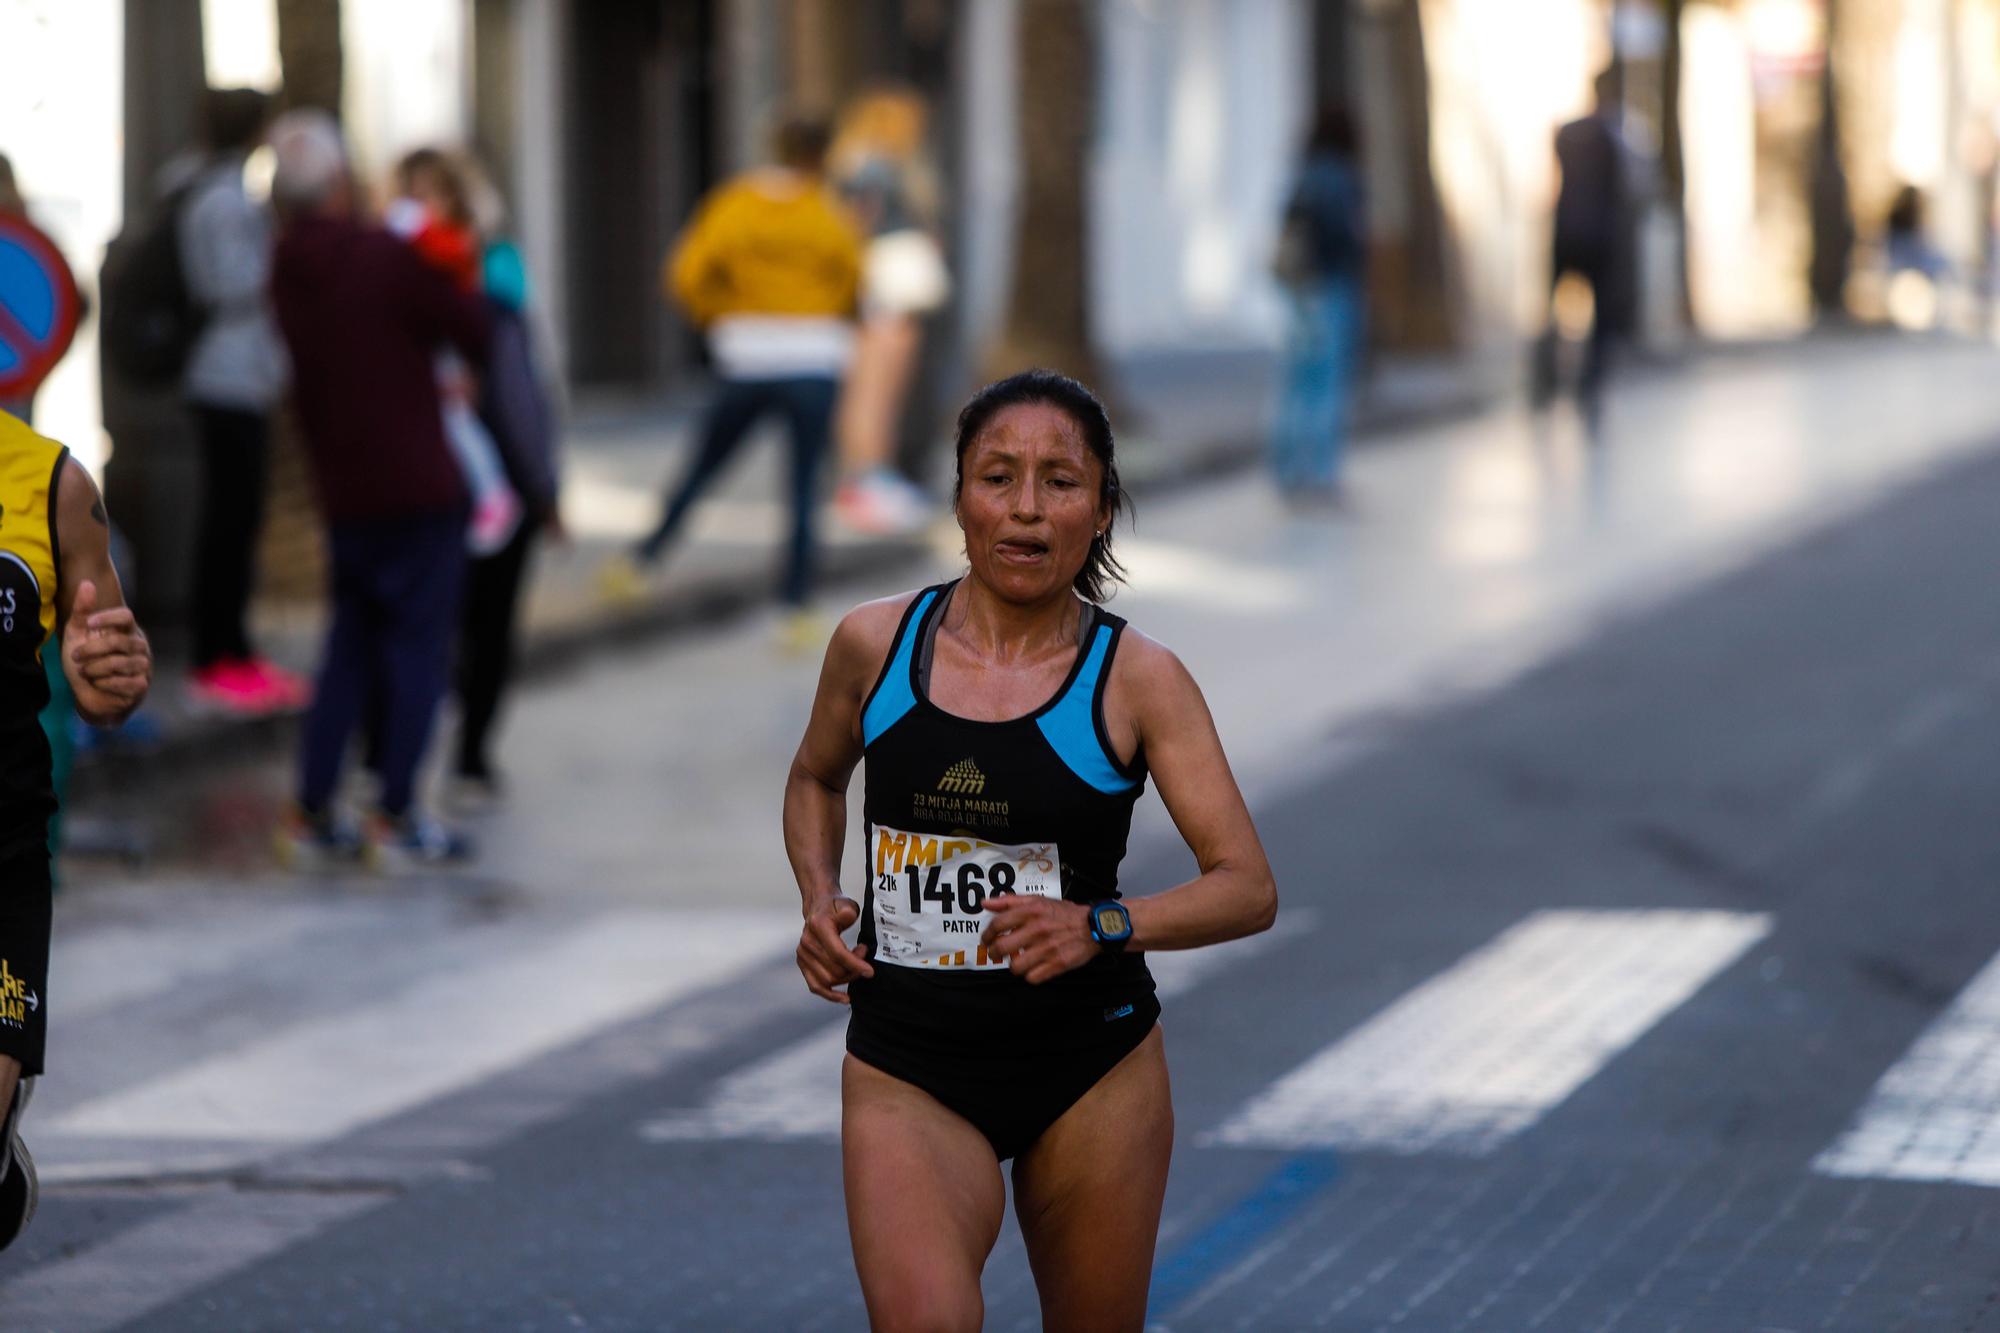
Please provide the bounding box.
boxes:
[850,579,1156,1022]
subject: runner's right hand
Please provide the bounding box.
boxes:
[798,895,873,1004]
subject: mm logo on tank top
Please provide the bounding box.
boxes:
[937,758,986,794]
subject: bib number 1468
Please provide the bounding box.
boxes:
[869,826,1061,970]
[903,859,1018,916]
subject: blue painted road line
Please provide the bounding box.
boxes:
[1148,1151,1342,1320]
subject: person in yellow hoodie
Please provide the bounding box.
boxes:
[603,116,861,642]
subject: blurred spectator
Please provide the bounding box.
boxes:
[387,149,523,558]
[1883,186,1951,331]
[265,111,490,868]
[1270,105,1369,504]
[1533,69,1633,423]
[1886,187,1944,279]
[599,114,861,648]
[830,87,950,536]
[179,89,303,717]
[451,160,561,808]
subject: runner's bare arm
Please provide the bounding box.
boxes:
[1095,634,1276,950]
[53,458,151,727]
[1113,634,1276,949]
[979,631,1276,985]
[783,593,914,1003]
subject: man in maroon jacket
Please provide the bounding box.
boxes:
[266,111,490,866]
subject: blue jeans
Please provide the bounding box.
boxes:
[637,376,837,607]
[1271,279,1365,490]
[300,512,466,817]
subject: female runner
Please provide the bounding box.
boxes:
[784,369,1277,1332]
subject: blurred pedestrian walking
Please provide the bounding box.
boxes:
[829,87,950,536]
[1533,69,1634,425]
[599,114,861,648]
[177,89,304,717]
[450,165,561,809]
[1886,186,1947,283]
[387,148,524,558]
[1884,185,1950,329]
[1270,106,1369,504]
[265,112,490,868]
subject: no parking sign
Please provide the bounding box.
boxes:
[0,214,80,403]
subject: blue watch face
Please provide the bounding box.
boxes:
[1093,904,1132,940]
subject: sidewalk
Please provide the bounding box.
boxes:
[70,346,1492,792]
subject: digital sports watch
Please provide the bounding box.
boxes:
[1087,900,1134,953]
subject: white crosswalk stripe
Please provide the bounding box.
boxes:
[54,903,337,1023]
[1815,948,2000,1187]
[1205,909,1772,1154]
[42,910,793,1167]
[638,913,1317,1144]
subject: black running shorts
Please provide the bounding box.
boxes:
[0,850,50,1078]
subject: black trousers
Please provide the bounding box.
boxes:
[636,376,836,607]
[301,513,466,817]
[190,404,271,668]
[1533,242,1629,413]
[455,521,535,779]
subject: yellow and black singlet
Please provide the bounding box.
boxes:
[0,413,66,851]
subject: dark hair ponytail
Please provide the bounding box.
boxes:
[952,369,1129,602]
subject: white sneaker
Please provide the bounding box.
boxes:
[364,811,476,872]
[836,470,932,536]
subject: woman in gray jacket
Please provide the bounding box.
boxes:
[180,88,300,714]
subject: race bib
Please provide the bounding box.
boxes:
[869,824,1061,970]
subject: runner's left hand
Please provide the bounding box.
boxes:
[64,579,150,716]
[979,895,1099,985]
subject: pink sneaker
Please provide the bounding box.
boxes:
[240,657,312,710]
[187,661,286,716]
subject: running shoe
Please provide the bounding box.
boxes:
[187,661,286,716]
[0,1077,37,1252]
[774,608,832,656]
[364,811,475,871]
[835,469,931,536]
[274,806,364,871]
[444,769,505,815]
[240,657,312,710]
[596,551,652,607]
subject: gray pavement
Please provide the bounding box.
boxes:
[9,334,2000,1328]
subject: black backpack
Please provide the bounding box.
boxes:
[99,182,205,386]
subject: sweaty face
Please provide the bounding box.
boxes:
[956,403,1108,604]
